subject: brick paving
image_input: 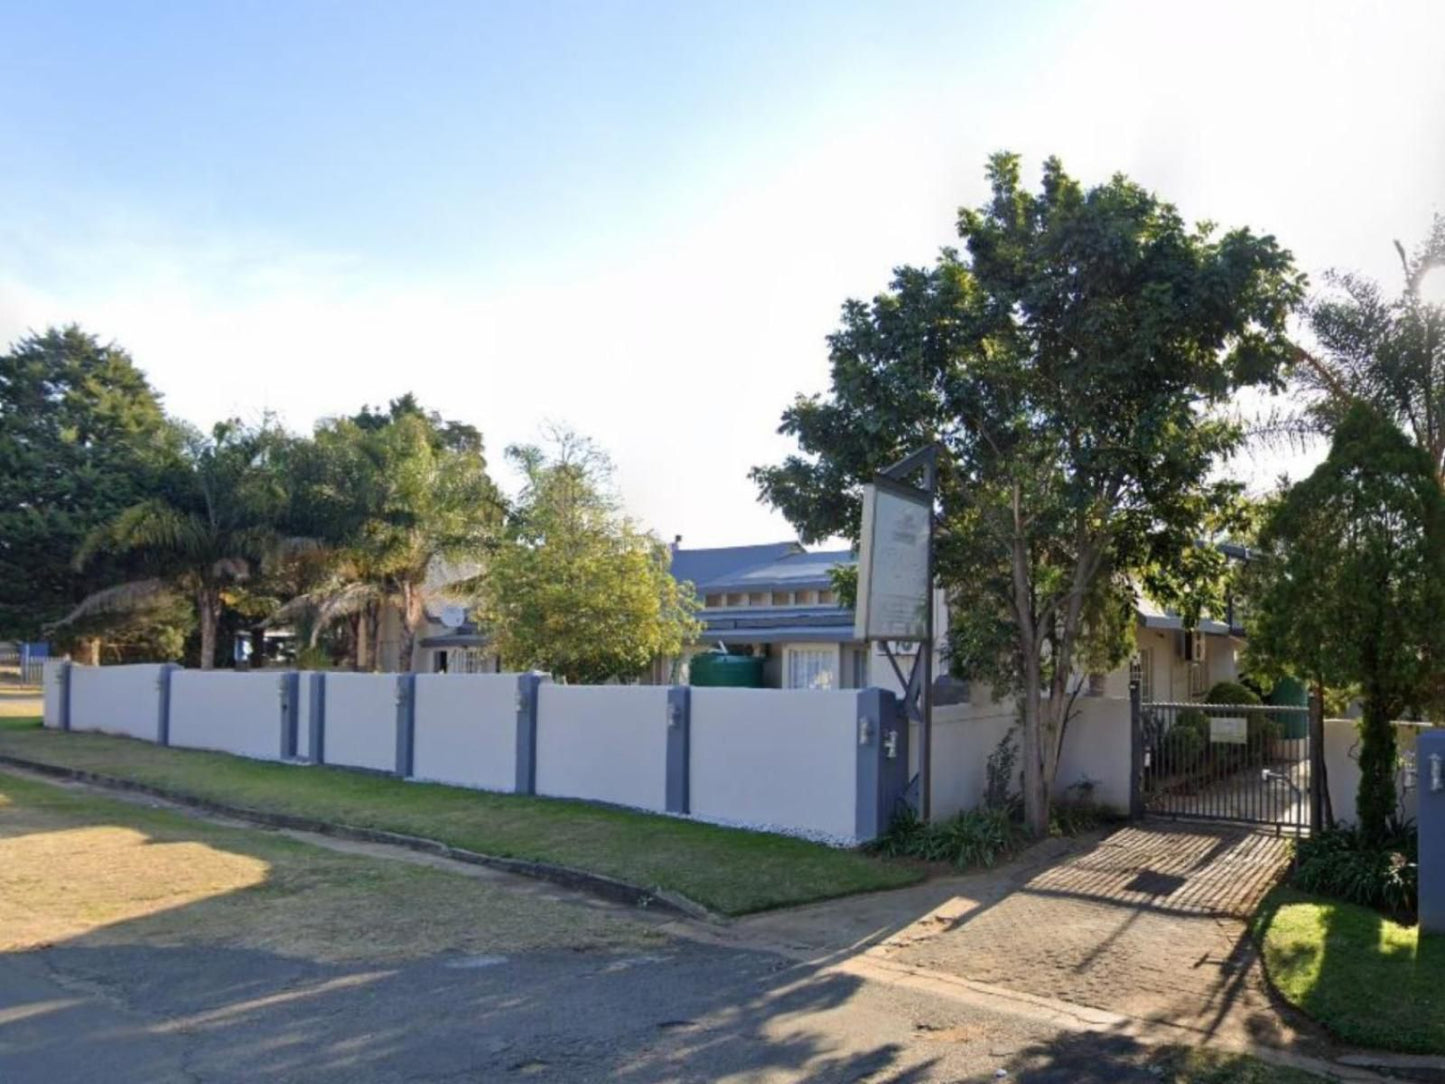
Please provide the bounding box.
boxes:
[881,823,1302,1044]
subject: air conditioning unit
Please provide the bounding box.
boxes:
[1177,630,1206,663]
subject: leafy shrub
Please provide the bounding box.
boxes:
[1163,710,1208,771]
[984,728,1019,811]
[1293,824,1418,917]
[870,805,1026,869]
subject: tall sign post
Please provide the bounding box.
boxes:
[854,445,940,820]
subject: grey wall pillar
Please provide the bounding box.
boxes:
[395,673,417,778]
[1419,729,1445,935]
[57,660,73,731]
[280,671,301,759]
[308,672,327,764]
[156,662,179,746]
[665,686,691,814]
[514,672,545,795]
[856,688,907,842]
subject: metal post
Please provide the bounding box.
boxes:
[1309,685,1325,833]
[1129,677,1144,820]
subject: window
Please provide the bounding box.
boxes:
[705,593,723,609]
[1189,660,1207,699]
[794,589,816,605]
[1087,673,1107,697]
[1138,647,1154,702]
[818,589,836,605]
[786,648,836,689]
[747,591,768,607]
[771,591,791,606]
[726,592,745,607]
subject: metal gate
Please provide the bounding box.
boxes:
[1133,697,1316,830]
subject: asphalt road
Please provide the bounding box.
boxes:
[0,933,1285,1083]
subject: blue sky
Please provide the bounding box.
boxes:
[2,1,1443,544]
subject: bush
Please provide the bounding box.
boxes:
[870,805,1026,869]
[1162,709,1208,772]
[1293,824,1418,917]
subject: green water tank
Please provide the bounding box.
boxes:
[689,652,765,687]
[1267,676,1310,739]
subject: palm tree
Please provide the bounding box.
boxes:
[61,420,296,669]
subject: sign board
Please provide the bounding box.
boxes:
[1209,716,1247,745]
[854,480,930,642]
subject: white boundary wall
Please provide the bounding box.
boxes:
[1324,718,1431,827]
[170,671,284,760]
[69,663,166,740]
[926,695,1134,819]
[323,673,398,772]
[412,673,519,792]
[690,688,858,841]
[535,684,670,811]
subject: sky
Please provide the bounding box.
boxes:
[2,0,1442,546]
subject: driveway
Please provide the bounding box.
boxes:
[0,770,1374,1082]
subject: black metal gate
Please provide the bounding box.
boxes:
[1133,697,1315,829]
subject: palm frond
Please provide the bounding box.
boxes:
[50,579,176,629]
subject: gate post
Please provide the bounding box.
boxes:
[1129,677,1144,820]
[1309,685,1325,832]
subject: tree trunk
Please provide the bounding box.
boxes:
[81,637,101,667]
[197,588,220,671]
[1021,653,1048,836]
[346,613,363,670]
[363,602,381,673]
[1357,691,1398,844]
[398,581,421,674]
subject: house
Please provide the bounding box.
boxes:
[670,539,1245,699]
[668,540,948,693]
[375,562,501,674]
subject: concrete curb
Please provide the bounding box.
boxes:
[0,752,719,924]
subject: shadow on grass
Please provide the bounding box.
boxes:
[1253,886,1445,1055]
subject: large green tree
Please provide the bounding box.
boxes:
[0,326,173,643]
[1246,405,1445,842]
[486,430,700,684]
[754,154,1303,833]
[279,396,503,671]
[67,419,293,669]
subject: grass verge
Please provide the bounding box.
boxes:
[0,770,653,961]
[1252,886,1444,1054]
[0,724,920,915]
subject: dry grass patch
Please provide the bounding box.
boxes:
[0,771,659,963]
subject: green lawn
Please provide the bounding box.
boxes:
[0,720,920,915]
[1253,887,1445,1054]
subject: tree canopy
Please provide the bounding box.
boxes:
[1246,404,1445,840]
[485,430,700,684]
[754,153,1304,832]
[0,326,174,641]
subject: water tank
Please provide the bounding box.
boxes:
[1267,676,1310,739]
[689,651,765,687]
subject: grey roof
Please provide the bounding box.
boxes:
[700,605,854,644]
[669,542,801,589]
[689,547,855,592]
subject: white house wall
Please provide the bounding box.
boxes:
[535,684,671,811]
[170,671,284,760]
[690,687,858,841]
[69,663,166,740]
[323,673,399,772]
[412,673,519,792]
